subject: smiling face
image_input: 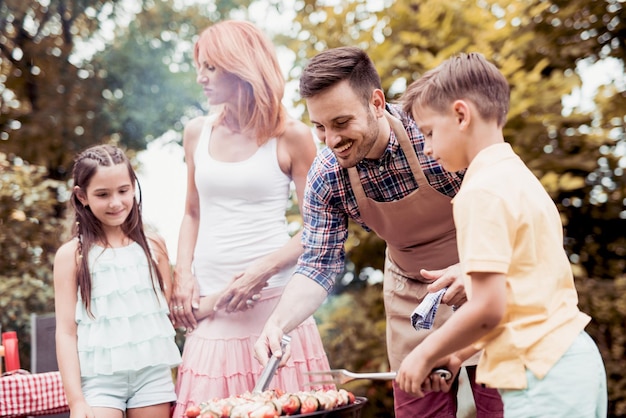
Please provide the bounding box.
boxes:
[76,164,136,230]
[306,80,387,168]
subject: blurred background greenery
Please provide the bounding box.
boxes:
[1,0,625,416]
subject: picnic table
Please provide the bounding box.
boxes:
[0,370,69,417]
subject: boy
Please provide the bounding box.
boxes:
[397,52,607,417]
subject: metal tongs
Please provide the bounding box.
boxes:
[252,334,291,393]
[304,368,452,386]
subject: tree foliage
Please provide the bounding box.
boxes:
[314,284,394,418]
[576,275,626,416]
[0,0,128,178]
[0,152,67,367]
[90,1,210,149]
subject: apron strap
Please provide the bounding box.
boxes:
[384,111,427,188]
[347,111,427,198]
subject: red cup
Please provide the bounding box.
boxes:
[2,331,20,372]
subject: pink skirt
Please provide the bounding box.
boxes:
[172,286,333,417]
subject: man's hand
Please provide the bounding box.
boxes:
[253,274,328,366]
[254,320,291,367]
[421,263,467,306]
[421,356,462,394]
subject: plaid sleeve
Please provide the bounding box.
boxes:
[295,160,350,293]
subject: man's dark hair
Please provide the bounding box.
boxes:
[299,46,382,106]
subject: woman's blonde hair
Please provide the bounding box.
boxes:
[194,20,287,144]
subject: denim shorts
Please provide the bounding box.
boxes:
[499,331,607,418]
[82,365,176,410]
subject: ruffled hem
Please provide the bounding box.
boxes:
[77,286,169,320]
[171,288,334,418]
[79,335,181,376]
[77,311,176,348]
[87,243,158,295]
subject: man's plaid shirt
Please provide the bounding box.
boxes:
[295,104,464,292]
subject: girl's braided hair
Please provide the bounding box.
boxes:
[70,144,164,316]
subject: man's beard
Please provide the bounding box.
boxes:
[335,111,380,169]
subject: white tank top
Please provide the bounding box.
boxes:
[192,117,295,295]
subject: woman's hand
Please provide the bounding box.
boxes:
[214,260,272,313]
[170,269,200,330]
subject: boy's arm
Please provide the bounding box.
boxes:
[396,271,507,397]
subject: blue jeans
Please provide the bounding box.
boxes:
[499,331,607,418]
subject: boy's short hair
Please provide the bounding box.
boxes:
[299,46,382,107]
[402,53,510,127]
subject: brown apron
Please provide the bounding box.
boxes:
[347,113,458,370]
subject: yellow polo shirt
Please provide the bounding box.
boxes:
[453,143,590,390]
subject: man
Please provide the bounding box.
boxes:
[254,46,503,418]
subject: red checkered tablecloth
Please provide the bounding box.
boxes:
[0,371,69,417]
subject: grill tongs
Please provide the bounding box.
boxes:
[252,334,292,393]
[304,368,452,386]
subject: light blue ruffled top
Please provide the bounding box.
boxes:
[76,242,182,376]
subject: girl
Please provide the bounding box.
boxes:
[54,144,182,418]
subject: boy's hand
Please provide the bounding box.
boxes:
[396,347,462,397]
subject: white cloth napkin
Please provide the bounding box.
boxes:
[410,288,447,331]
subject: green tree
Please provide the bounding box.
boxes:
[314,284,393,418]
[91,1,209,149]
[0,152,66,367]
[0,0,128,178]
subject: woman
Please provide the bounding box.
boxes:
[170,20,332,416]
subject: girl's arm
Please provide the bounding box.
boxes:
[214,118,318,312]
[171,116,205,329]
[147,232,173,302]
[53,240,93,417]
